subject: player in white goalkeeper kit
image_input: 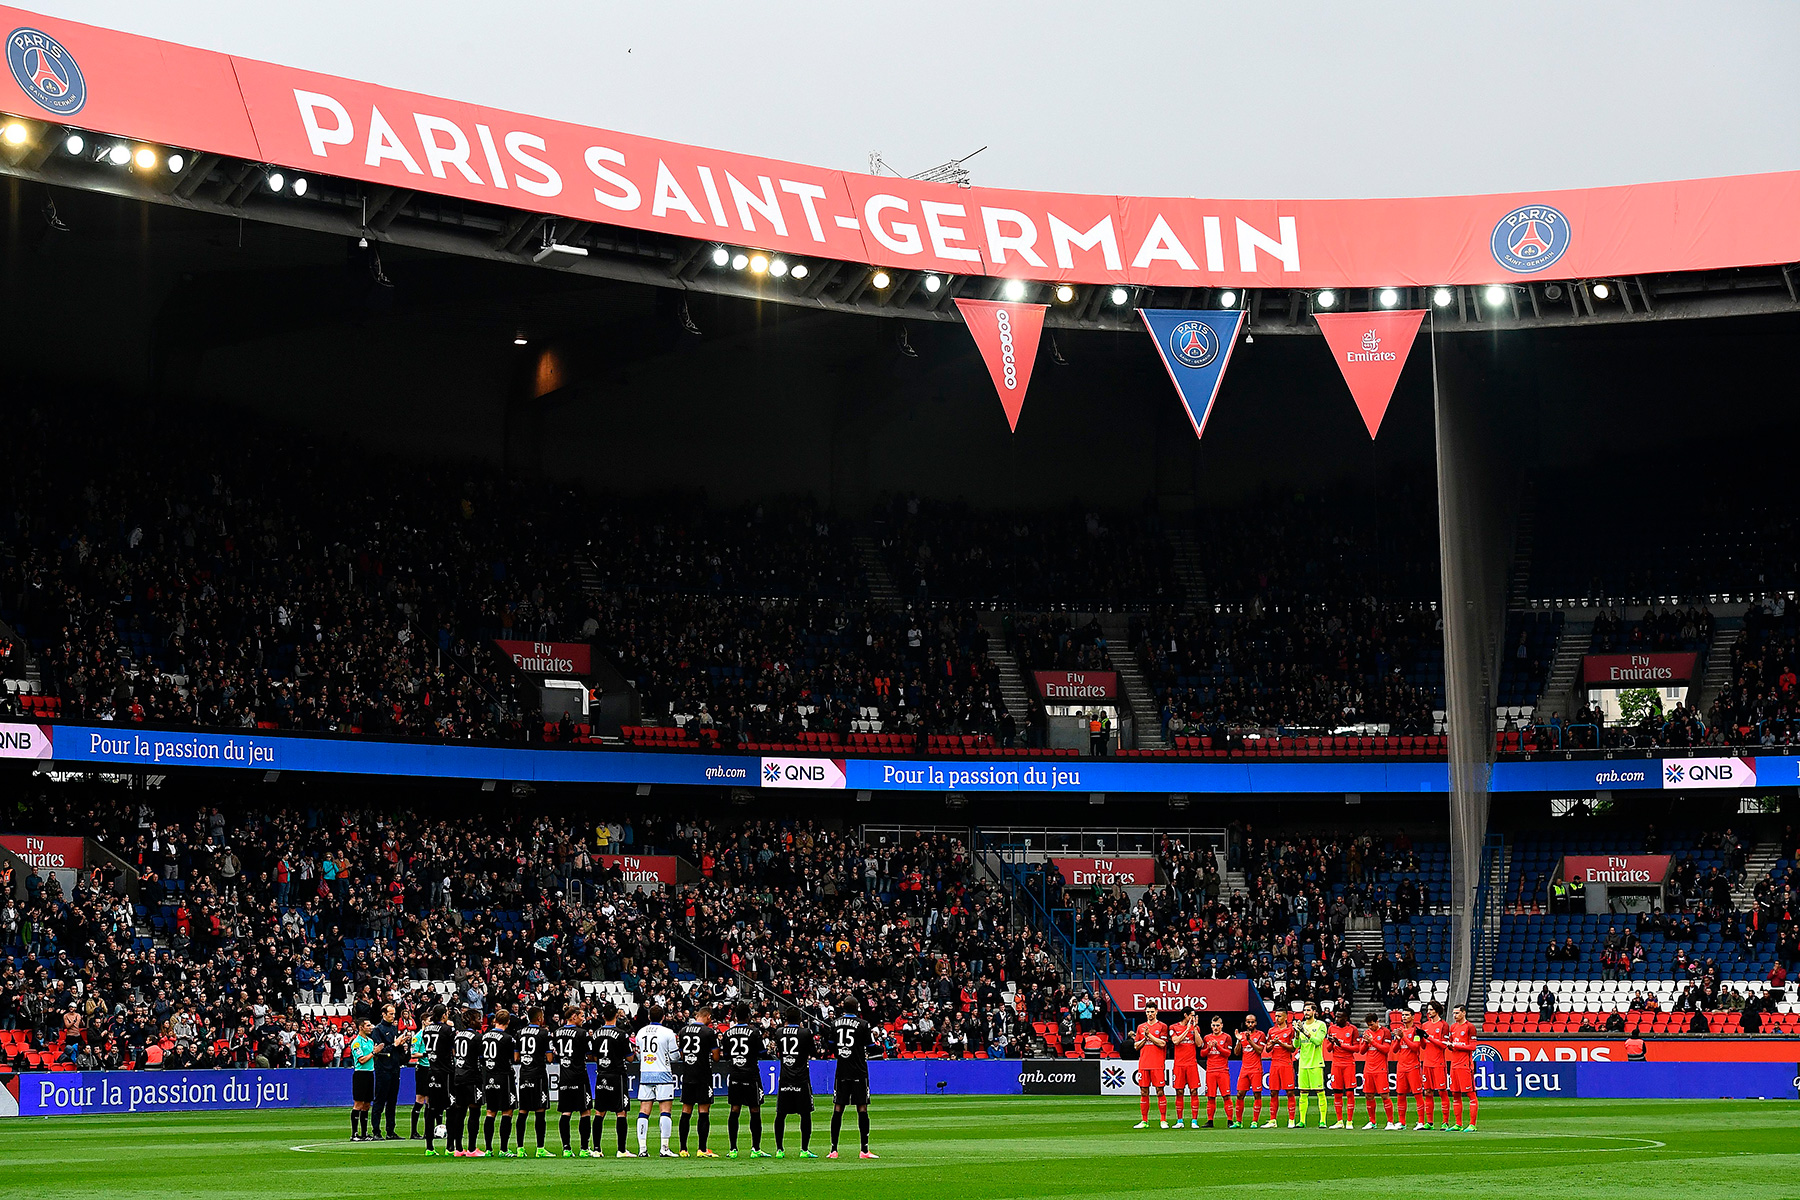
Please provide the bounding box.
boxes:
[634,1005,683,1157]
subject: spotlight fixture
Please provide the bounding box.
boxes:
[133,147,156,170]
[167,153,184,173]
[1110,286,1129,306]
[267,171,285,192]
[107,143,130,166]
[2,122,26,146]
[1591,281,1610,300]
[513,332,528,346]
[1378,287,1399,308]
[292,177,308,197]
[1484,284,1508,306]
[923,273,941,293]
[1054,284,1075,303]
[749,253,769,274]
[790,263,808,280]
[1001,278,1025,301]
[731,252,749,270]
[1432,287,1454,308]
[63,133,83,155]
[769,258,788,278]
[1315,289,1337,309]
[1218,289,1237,308]
[711,246,730,267]
[871,270,891,289]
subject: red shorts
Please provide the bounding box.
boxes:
[1362,1065,1390,1094]
[1236,1063,1264,1093]
[1205,1067,1232,1095]
[1447,1064,1474,1094]
[1136,1056,1167,1088]
[1329,1060,1359,1091]
[1265,1059,1296,1091]
[1422,1062,1447,1090]
[1394,1065,1423,1094]
[1170,1061,1201,1090]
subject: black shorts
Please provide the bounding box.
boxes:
[452,1079,481,1108]
[483,1082,517,1111]
[680,1074,714,1106]
[418,1077,450,1108]
[557,1083,592,1113]
[726,1080,762,1109]
[775,1077,813,1116]
[352,1072,375,1103]
[518,1082,548,1111]
[834,1073,870,1108]
[593,1078,625,1114]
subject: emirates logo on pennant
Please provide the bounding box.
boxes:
[1313,309,1426,437]
[954,297,1047,431]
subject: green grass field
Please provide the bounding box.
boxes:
[2,1097,1795,1199]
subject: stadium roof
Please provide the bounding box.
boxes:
[4,5,1800,333]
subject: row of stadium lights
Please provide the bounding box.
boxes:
[0,116,309,196]
[707,244,1614,311]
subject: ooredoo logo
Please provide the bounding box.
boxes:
[7,27,85,116]
[1490,203,1571,274]
[996,308,1018,389]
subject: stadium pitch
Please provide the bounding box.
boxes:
[2,1096,1793,1199]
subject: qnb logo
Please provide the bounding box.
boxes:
[762,762,782,784]
[7,28,86,116]
[1490,203,1571,274]
[1665,764,1684,784]
[996,308,1018,389]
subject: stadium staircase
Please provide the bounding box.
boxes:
[1506,482,1537,608]
[1534,612,1596,725]
[1733,842,1782,910]
[1468,836,1508,1024]
[853,532,904,610]
[1100,614,1166,750]
[978,612,1032,728]
[1164,526,1208,613]
[1694,618,1743,714]
[1343,928,1388,1022]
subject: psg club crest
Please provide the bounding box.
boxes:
[1168,319,1220,369]
[7,27,85,116]
[1490,203,1570,274]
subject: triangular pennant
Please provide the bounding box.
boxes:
[1138,309,1246,439]
[954,297,1047,432]
[1312,309,1427,437]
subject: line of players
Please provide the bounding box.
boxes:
[1131,1000,1482,1131]
[405,997,880,1160]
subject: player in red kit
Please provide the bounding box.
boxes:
[1359,1016,1397,1129]
[1131,1004,1170,1129]
[1444,1005,1480,1131]
[1262,1010,1298,1127]
[1167,1009,1201,1128]
[1201,1015,1238,1128]
[1392,1010,1427,1130]
[1325,1012,1361,1129]
[1417,1002,1448,1131]
[1233,1017,1266,1128]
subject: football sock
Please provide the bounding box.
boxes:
[350,1111,358,1138]
[661,1113,673,1152]
[637,1114,649,1156]
[578,1114,591,1151]
[749,1110,762,1152]
[775,1116,786,1151]
[1467,1095,1478,1125]
[411,1103,422,1137]
[1288,1094,1297,1121]
[559,1114,571,1150]
[680,1111,691,1151]
[1140,1094,1149,1120]
[617,1116,628,1153]
[729,1109,740,1150]
[484,1115,495,1151]
[697,1112,709,1151]
[534,1111,546,1149]
[500,1116,511,1152]
[514,1112,526,1149]
[1452,1096,1463,1125]
[800,1112,811,1150]
[830,1109,842,1150]
[424,1106,437,1151]
[858,1110,870,1153]
[1157,1093,1167,1121]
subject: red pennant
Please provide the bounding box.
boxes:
[954,297,1046,432]
[1312,309,1427,437]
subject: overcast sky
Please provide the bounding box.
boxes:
[31,1,1800,198]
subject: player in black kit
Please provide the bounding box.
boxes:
[677,1005,721,1157]
[552,1003,597,1157]
[829,1006,878,1159]
[415,1005,453,1156]
[591,1002,634,1157]
[480,1010,519,1156]
[721,1001,769,1158]
[514,1007,552,1157]
[773,1016,819,1157]
[448,1009,483,1156]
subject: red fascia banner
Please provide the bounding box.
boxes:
[600,854,678,886]
[0,834,84,870]
[1582,653,1699,685]
[1312,310,1426,437]
[8,7,1800,290]
[1033,670,1119,700]
[1051,856,1156,887]
[1560,855,1672,885]
[1103,978,1251,1013]
[494,640,592,675]
[953,298,1045,431]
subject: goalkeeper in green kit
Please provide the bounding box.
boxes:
[1295,1002,1329,1129]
